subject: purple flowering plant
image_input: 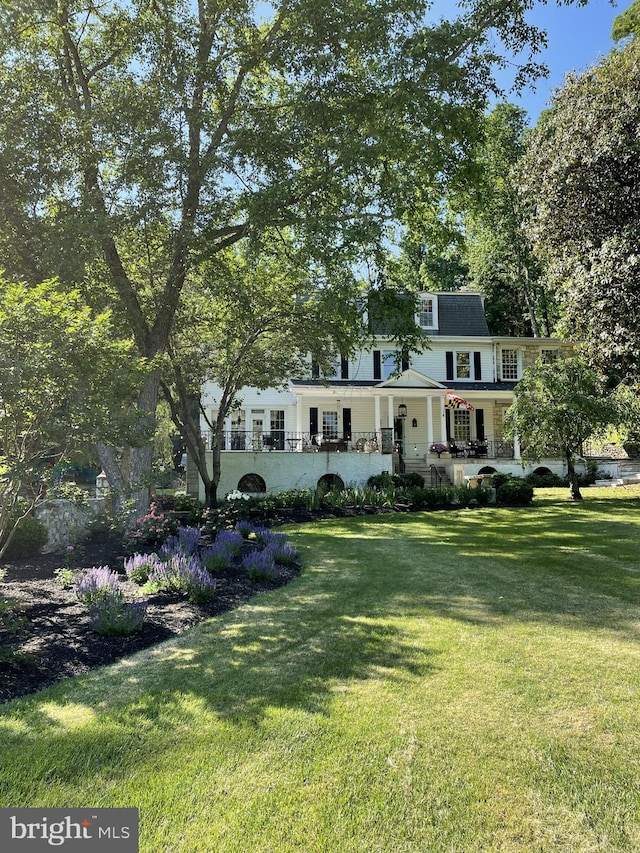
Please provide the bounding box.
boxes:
[74,566,123,607]
[263,540,298,566]
[214,529,244,557]
[74,565,148,635]
[89,597,148,636]
[201,542,231,574]
[124,552,162,585]
[147,553,216,602]
[242,548,277,582]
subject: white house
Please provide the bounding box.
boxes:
[189,290,576,499]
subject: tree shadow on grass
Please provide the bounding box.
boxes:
[0,576,440,797]
[2,498,640,797]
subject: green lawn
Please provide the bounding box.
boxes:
[1,488,640,852]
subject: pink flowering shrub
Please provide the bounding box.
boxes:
[126,502,180,548]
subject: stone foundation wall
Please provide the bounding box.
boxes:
[35,498,104,553]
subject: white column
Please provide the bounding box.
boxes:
[440,396,447,442]
[427,396,433,447]
[514,429,521,461]
[387,395,394,429]
[295,397,303,450]
[374,395,381,437]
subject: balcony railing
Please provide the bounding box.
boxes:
[203,429,395,454]
[429,439,516,459]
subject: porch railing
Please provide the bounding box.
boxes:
[202,430,394,454]
[427,439,516,459]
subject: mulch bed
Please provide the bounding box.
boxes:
[0,503,429,706]
[0,527,301,705]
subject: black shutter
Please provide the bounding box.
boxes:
[341,356,349,380]
[342,407,352,440]
[446,351,454,381]
[474,351,482,381]
[311,360,319,379]
[310,407,318,437]
[475,409,485,441]
[373,350,382,380]
[445,409,451,441]
[401,354,409,372]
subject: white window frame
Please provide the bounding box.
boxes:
[501,349,519,381]
[415,293,439,330]
[322,410,339,440]
[453,411,471,442]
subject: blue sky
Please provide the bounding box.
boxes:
[507,0,622,123]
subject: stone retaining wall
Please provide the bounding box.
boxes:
[35,498,104,553]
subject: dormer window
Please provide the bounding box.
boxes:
[417,293,438,330]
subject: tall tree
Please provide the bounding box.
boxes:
[516,39,640,384]
[0,0,584,509]
[461,103,554,337]
[504,357,619,500]
[162,238,362,506]
[612,0,640,41]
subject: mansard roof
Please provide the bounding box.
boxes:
[435,293,490,337]
[368,290,490,338]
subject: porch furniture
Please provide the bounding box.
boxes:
[320,439,348,452]
[465,440,488,457]
[448,441,465,458]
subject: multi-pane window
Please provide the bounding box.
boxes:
[541,349,559,364]
[322,411,339,440]
[501,349,519,380]
[456,352,471,379]
[270,410,285,450]
[419,297,434,328]
[453,411,471,442]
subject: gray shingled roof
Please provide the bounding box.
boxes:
[432,294,490,337]
[369,291,490,338]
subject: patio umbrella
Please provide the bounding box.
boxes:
[445,392,474,411]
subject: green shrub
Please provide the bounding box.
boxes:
[1,514,48,559]
[496,480,534,506]
[366,473,394,490]
[406,487,450,508]
[523,472,566,488]
[395,471,425,488]
[153,492,205,525]
[489,472,511,490]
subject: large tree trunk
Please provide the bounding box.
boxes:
[566,449,583,501]
[96,373,161,523]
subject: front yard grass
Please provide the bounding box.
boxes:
[1,487,640,851]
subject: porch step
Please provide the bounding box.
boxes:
[403,458,454,489]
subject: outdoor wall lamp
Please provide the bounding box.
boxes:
[398,403,407,419]
[412,418,418,428]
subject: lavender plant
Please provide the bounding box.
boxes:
[74,565,148,635]
[242,548,277,582]
[214,529,244,557]
[147,554,216,602]
[89,596,148,636]
[73,566,123,607]
[201,542,231,574]
[159,526,201,559]
[263,540,298,566]
[234,520,259,539]
[124,552,162,585]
